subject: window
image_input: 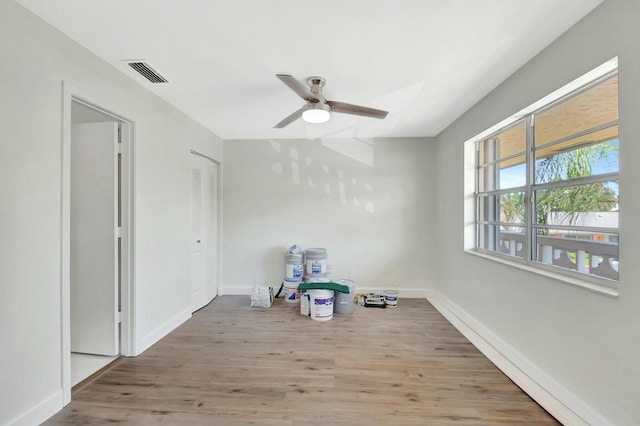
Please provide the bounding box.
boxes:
[474,68,619,285]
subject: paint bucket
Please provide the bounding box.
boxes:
[283,281,300,303]
[300,291,310,316]
[283,252,304,282]
[334,279,355,315]
[305,248,327,278]
[309,289,334,321]
[305,276,330,283]
[384,288,398,308]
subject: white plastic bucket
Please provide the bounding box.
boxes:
[305,276,330,283]
[300,291,310,316]
[305,248,327,278]
[384,288,398,308]
[334,279,355,315]
[309,289,334,321]
[283,281,300,303]
[284,252,304,282]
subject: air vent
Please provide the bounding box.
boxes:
[126,61,168,83]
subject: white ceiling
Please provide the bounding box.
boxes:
[16,0,602,140]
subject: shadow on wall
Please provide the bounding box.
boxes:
[269,138,376,213]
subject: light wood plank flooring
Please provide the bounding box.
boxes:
[45,296,560,425]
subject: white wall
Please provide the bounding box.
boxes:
[434,0,640,424]
[223,137,435,296]
[0,1,222,424]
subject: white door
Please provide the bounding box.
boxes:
[190,154,219,312]
[70,122,119,356]
[190,165,207,311]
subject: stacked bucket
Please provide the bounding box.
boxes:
[283,246,355,321]
[304,248,328,280]
[283,246,329,296]
[282,245,304,303]
[301,248,332,321]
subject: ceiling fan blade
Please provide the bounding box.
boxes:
[326,100,389,119]
[276,74,320,102]
[273,107,305,128]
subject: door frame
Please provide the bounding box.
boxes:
[60,82,136,404]
[190,150,222,302]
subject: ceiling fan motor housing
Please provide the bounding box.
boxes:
[307,76,326,102]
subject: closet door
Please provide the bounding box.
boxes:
[190,154,219,312]
[190,164,207,312]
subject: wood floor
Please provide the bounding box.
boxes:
[45,296,560,425]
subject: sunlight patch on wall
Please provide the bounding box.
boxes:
[338,170,347,204]
[267,138,376,214]
[320,138,375,167]
[269,139,281,152]
[290,147,300,184]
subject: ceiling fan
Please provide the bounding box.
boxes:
[273,74,389,128]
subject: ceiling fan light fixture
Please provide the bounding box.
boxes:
[273,74,388,128]
[302,103,331,124]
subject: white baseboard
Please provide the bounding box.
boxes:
[428,291,611,426]
[135,308,191,356]
[356,287,430,299]
[220,286,253,296]
[221,286,431,299]
[7,390,63,426]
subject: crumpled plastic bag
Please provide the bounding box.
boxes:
[250,285,274,308]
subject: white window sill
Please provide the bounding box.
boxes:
[465,250,619,298]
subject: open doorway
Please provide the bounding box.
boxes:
[61,87,134,404]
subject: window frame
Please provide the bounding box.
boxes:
[470,62,619,292]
